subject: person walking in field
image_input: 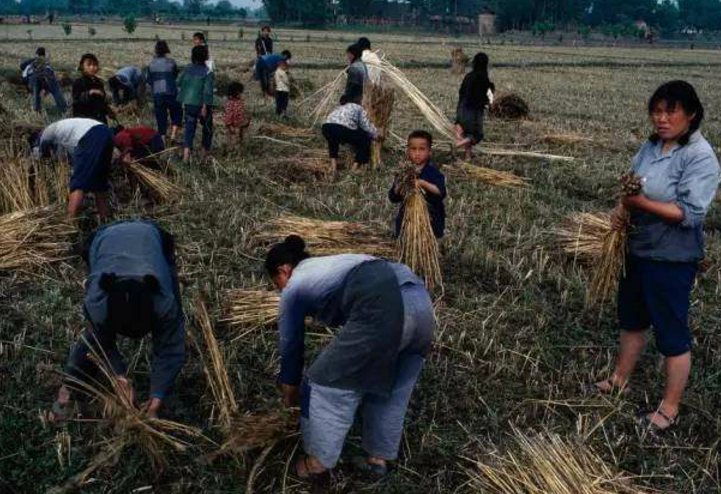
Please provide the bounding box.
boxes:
[274,58,290,117]
[72,53,113,125]
[265,235,434,479]
[50,220,186,422]
[389,130,447,239]
[322,95,379,172]
[146,40,182,144]
[223,82,250,146]
[108,65,145,107]
[343,44,368,104]
[455,52,495,161]
[20,47,67,114]
[33,117,114,220]
[177,45,214,164]
[589,80,719,432]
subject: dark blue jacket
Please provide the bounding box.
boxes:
[389,162,447,239]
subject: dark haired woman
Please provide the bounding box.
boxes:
[50,221,186,422]
[265,236,434,478]
[147,40,182,143]
[322,95,379,172]
[72,53,113,124]
[177,45,214,163]
[590,80,719,431]
[455,52,494,161]
[343,44,368,104]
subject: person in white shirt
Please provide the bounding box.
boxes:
[34,118,114,219]
[274,59,290,117]
[357,37,381,85]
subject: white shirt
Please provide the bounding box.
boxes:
[361,50,382,85]
[274,67,290,92]
[39,118,102,154]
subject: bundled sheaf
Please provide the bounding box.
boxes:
[490,93,531,120]
[123,151,185,202]
[0,152,69,213]
[0,207,76,272]
[396,168,443,290]
[221,289,280,335]
[447,161,530,188]
[467,428,650,494]
[257,215,396,258]
[362,82,395,167]
[276,154,335,180]
[549,212,614,263]
[451,47,469,74]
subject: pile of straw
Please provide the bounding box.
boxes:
[0,153,69,213]
[451,47,469,74]
[396,168,443,290]
[549,212,613,263]
[0,207,75,272]
[257,215,396,258]
[276,155,335,180]
[467,428,648,494]
[490,93,530,120]
[362,83,395,167]
[221,289,280,335]
[124,157,185,203]
[447,161,530,188]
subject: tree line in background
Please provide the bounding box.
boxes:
[0,0,247,19]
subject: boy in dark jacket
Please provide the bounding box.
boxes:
[389,130,447,239]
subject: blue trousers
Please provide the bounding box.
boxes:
[183,104,213,151]
[30,74,67,113]
[153,94,183,136]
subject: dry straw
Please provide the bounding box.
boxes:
[125,150,185,202]
[276,155,335,180]
[0,207,75,272]
[221,289,280,336]
[259,122,315,139]
[490,93,531,120]
[451,47,469,74]
[467,427,650,494]
[447,161,530,188]
[362,82,395,167]
[258,215,396,258]
[585,206,628,307]
[549,211,613,263]
[396,168,443,290]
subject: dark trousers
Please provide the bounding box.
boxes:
[112,85,136,106]
[30,74,67,113]
[256,61,272,95]
[154,94,183,136]
[183,104,213,151]
[276,91,289,115]
[322,123,372,165]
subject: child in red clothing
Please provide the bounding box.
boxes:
[224,82,250,146]
[113,126,165,169]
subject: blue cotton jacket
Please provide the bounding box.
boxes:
[389,162,447,239]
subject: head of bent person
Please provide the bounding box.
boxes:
[265,235,310,291]
[98,273,160,338]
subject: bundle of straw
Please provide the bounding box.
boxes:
[396,168,443,290]
[194,296,239,432]
[258,215,396,258]
[125,159,185,203]
[306,71,347,126]
[0,154,71,213]
[221,289,280,334]
[451,47,469,74]
[490,93,530,120]
[549,212,613,263]
[362,83,395,167]
[0,207,75,272]
[467,427,648,494]
[447,161,530,188]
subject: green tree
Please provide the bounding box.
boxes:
[679,0,721,30]
[214,0,233,16]
[123,15,137,35]
[62,21,72,35]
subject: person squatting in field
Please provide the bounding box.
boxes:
[113,125,165,168]
[589,80,720,432]
[33,117,114,219]
[265,235,435,479]
[455,52,495,161]
[322,95,379,173]
[50,221,186,422]
[223,82,251,146]
[389,130,447,239]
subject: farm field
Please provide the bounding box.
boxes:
[1,22,721,494]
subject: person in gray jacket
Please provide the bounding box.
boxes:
[108,65,145,106]
[590,80,719,432]
[342,43,368,105]
[50,221,186,421]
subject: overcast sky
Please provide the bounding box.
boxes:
[230,0,261,9]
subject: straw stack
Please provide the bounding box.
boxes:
[125,160,185,203]
[362,83,395,167]
[0,207,76,272]
[222,289,280,334]
[549,212,613,263]
[258,215,396,258]
[447,161,530,188]
[451,47,469,74]
[490,93,530,120]
[467,428,648,494]
[276,155,335,180]
[396,168,443,290]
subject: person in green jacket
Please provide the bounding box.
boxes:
[177,45,214,163]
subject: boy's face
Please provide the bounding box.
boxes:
[407,138,432,166]
[193,36,203,46]
[82,60,99,76]
[262,29,271,38]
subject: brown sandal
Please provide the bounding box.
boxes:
[638,409,678,433]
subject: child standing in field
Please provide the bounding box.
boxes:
[455,52,495,161]
[146,40,182,144]
[72,53,113,125]
[223,82,250,146]
[389,130,446,239]
[192,32,215,73]
[274,58,290,117]
[322,95,379,172]
[177,45,214,164]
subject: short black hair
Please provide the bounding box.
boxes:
[347,43,363,62]
[36,47,46,57]
[281,49,292,60]
[340,95,350,105]
[357,37,371,51]
[408,130,433,147]
[191,45,209,65]
[155,40,170,56]
[78,53,99,71]
[228,81,244,98]
[262,25,271,32]
[108,76,122,90]
[265,235,310,276]
[99,273,160,338]
[193,32,206,42]
[648,80,705,146]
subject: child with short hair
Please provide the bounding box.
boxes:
[223,82,250,146]
[177,45,214,163]
[389,130,447,239]
[274,59,290,117]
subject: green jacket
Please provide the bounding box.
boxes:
[177,64,214,107]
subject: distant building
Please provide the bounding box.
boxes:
[478,10,496,37]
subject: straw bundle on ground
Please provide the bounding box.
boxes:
[549,212,613,263]
[259,122,315,139]
[0,154,70,213]
[467,428,648,494]
[258,215,396,258]
[396,169,443,290]
[490,93,530,120]
[125,159,185,203]
[0,207,75,272]
[221,289,280,334]
[451,47,469,73]
[194,296,239,432]
[362,83,395,167]
[447,161,529,188]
